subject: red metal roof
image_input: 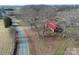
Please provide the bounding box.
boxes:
[47,21,58,31]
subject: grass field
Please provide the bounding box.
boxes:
[0,20,14,55]
[67,26,79,34]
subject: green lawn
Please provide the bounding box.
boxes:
[67,26,79,34]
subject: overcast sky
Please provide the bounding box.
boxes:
[0,0,79,5]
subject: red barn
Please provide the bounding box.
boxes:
[47,20,63,32]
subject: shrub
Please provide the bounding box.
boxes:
[3,17,12,28]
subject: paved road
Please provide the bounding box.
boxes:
[14,27,30,55]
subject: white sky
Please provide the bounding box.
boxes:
[0,0,79,5]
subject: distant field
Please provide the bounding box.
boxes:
[67,26,79,34]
